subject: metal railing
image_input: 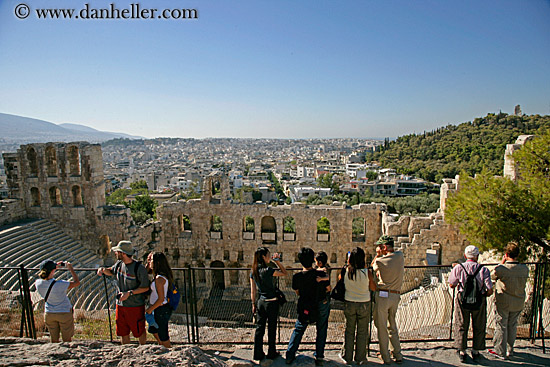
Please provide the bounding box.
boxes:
[0,263,548,349]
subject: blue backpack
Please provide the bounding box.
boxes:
[167,283,180,311]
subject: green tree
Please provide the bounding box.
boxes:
[317,217,330,234]
[284,216,296,233]
[130,180,148,190]
[446,132,550,257]
[130,195,157,217]
[211,215,223,232]
[365,170,378,181]
[244,216,255,232]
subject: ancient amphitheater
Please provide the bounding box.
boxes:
[0,137,547,345]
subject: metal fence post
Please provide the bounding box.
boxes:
[449,287,455,340]
[530,263,541,342]
[191,267,200,344]
[102,274,113,342]
[538,262,547,353]
[182,268,191,344]
[19,265,36,339]
[17,267,27,338]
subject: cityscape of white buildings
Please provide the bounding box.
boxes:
[0,137,431,203]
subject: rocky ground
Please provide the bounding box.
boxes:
[1,338,549,367]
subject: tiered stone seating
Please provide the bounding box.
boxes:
[0,219,117,311]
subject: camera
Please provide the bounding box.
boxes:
[59,262,65,266]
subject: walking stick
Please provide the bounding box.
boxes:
[102,274,113,342]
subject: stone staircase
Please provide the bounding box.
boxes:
[0,219,117,311]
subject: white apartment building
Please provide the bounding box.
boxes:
[290,186,332,201]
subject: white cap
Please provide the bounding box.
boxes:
[464,245,479,259]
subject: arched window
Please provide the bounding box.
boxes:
[261,216,277,244]
[352,217,366,242]
[243,216,255,240]
[317,217,330,241]
[210,215,222,239]
[45,146,58,177]
[27,147,38,176]
[178,214,191,232]
[72,185,83,206]
[283,216,295,233]
[244,216,255,232]
[30,187,40,206]
[67,146,81,176]
[49,186,62,206]
[283,216,296,241]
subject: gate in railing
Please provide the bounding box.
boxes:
[0,263,548,347]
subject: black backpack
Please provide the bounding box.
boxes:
[458,263,484,310]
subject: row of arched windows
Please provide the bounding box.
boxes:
[177,214,368,242]
[26,146,81,177]
[30,186,83,207]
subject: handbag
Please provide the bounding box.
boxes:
[275,288,287,305]
[330,267,346,302]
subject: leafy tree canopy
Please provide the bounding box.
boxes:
[367,113,550,183]
[445,131,550,258]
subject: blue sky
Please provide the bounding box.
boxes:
[0,0,549,139]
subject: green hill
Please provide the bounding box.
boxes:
[366,113,550,183]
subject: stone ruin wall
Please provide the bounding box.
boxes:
[157,175,386,288]
[0,142,158,262]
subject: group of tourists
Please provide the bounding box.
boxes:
[250,235,405,366]
[36,240,176,347]
[35,236,529,364]
[251,237,529,365]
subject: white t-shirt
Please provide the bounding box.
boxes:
[35,278,72,313]
[150,275,168,305]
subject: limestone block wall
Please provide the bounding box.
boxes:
[385,212,468,266]
[2,142,108,255]
[503,135,534,181]
[0,199,26,227]
[158,198,386,276]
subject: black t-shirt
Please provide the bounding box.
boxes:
[292,269,327,309]
[250,266,277,299]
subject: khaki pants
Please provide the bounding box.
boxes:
[45,312,74,342]
[342,301,371,364]
[493,304,522,356]
[374,292,402,363]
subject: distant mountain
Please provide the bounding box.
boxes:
[58,123,142,139]
[0,113,143,148]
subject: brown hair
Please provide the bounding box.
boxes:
[505,242,520,259]
[151,252,174,286]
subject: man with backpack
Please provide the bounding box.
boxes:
[97,240,150,345]
[285,248,330,366]
[449,245,493,362]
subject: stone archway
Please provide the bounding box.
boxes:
[210,260,225,294]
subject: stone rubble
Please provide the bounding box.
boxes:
[0,338,226,367]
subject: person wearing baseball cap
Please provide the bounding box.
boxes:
[448,245,493,362]
[97,240,150,345]
[371,235,404,365]
[35,259,80,342]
